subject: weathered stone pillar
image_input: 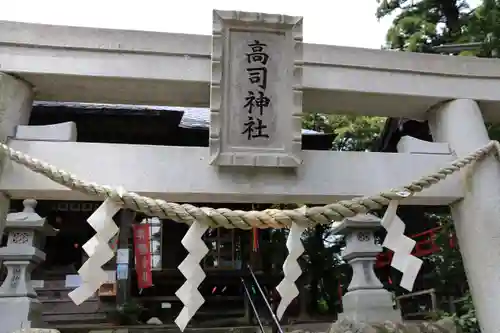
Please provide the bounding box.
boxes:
[428,99,500,333]
[0,73,33,237]
[0,199,57,333]
[333,214,401,323]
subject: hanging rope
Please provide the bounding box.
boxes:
[0,141,498,229]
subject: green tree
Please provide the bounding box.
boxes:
[295,114,386,315]
[302,114,385,151]
[424,213,480,332]
[468,0,500,56]
[377,0,500,56]
[376,0,472,52]
[377,2,500,331]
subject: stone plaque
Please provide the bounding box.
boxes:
[210,10,303,167]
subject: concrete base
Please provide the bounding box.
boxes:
[338,289,402,323]
[0,297,44,333]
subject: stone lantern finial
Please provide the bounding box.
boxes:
[22,199,37,213]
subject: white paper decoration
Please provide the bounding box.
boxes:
[276,222,306,319]
[381,200,423,291]
[175,221,209,331]
[68,198,121,304]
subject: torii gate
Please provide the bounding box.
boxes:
[0,9,499,333]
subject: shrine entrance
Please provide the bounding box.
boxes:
[0,8,500,333]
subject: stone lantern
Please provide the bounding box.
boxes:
[332,213,402,323]
[0,199,57,333]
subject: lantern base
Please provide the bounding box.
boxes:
[339,289,402,323]
[0,296,44,333]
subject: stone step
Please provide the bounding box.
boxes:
[196,308,245,317]
[39,279,68,289]
[37,291,97,302]
[33,280,245,327]
[53,324,260,333]
[35,281,106,326]
[42,298,101,314]
[36,283,98,303]
[52,323,333,333]
[42,312,107,324]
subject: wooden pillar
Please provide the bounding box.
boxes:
[116,209,135,306]
[297,278,309,320]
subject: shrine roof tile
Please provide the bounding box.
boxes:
[33,101,323,135]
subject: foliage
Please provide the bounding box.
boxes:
[423,213,480,332]
[301,224,345,314]
[377,0,500,56]
[302,114,386,151]
[377,1,500,330]
[106,299,145,325]
[454,293,480,333]
[294,113,386,314]
[296,0,500,318]
[486,122,500,141]
[434,293,480,333]
[423,214,466,294]
[467,0,500,56]
[376,0,473,52]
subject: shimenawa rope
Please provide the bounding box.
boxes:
[1,141,498,229]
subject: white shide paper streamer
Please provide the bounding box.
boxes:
[68,198,121,304]
[381,200,423,291]
[276,221,307,320]
[175,221,209,331]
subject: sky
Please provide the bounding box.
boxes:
[0,0,396,49]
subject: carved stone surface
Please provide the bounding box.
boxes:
[356,231,371,242]
[397,135,452,155]
[210,10,303,167]
[15,121,77,142]
[10,232,30,244]
[328,318,457,333]
[0,73,33,143]
[0,200,52,298]
[332,214,402,323]
[10,265,22,289]
[0,199,55,333]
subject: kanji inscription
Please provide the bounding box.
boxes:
[210,10,303,167]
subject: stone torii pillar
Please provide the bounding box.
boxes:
[428,99,500,333]
[0,73,33,238]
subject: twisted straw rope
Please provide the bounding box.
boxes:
[1,141,498,229]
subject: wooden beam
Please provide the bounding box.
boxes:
[0,140,464,205]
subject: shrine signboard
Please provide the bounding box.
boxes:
[132,224,153,289]
[209,10,304,167]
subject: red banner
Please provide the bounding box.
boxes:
[133,224,153,289]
